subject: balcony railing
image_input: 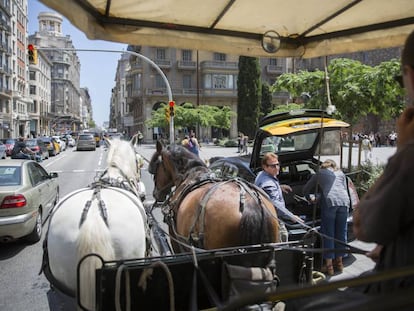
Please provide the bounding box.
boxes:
[154,59,172,69]
[202,88,237,97]
[0,87,12,97]
[177,60,197,70]
[144,88,238,97]
[266,65,284,74]
[200,61,238,70]
[129,61,142,70]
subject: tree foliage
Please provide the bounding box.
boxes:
[261,82,273,117]
[145,103,235,133]
[271,58,404,125]
[237,56,261,138]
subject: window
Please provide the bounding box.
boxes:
[28,163,48,186]
[182,50,192,61]
[29,85,36,95]
[155,74,164,88]
[29,70,36,80]
[269,58,278,65]
[213,53,226,61]
[183,74,192,89]
[156,48,166,60]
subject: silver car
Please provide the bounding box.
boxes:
[0,159,59,243]
[76,134,96,151]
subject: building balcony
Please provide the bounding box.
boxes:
[0,87,12,98]
[177,60,197,70]
[52,57,71,65]
[200,61,238,71]
[129,60,142,71]
[145,88,168,96]
[0,65,12,75]
[129,89,142,97]
[202,88,237,97]
[266,65,284,74]
[154,59,172,69]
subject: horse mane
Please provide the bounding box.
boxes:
[167,144,206,173]
[106,138,138,180]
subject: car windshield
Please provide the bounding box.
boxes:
[260,130,342,157]
[0,166,21,186]
[260,132,318,155]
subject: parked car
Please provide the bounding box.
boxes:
[76,134,96,151]
[3,138,16,157]
[52,136,66,151]
[209,109,357,240]
[0,141,6,159]
[25,138,49,160]
[65,135,76,147]
[51,137,61,154]
[0,159,59,243]
[40,136,59,156]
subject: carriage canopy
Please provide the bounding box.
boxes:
[40,0,414,58]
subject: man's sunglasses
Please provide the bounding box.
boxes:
[266,163,280,168]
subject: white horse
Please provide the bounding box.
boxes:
[43,137,148,310]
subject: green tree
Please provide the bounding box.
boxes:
[88,119,96,128]
[237,56,261,138]
[261,82,273,117]
[145,104,234,136]
[271,58,404,126]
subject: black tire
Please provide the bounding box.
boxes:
[26,209,42,243]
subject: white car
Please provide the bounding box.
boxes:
[52,136,66,151]
[66,136,76,147]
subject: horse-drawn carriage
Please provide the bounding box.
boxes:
[41,135,325,311]
[41,132,414,311]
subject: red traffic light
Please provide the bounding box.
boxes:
[28,44,34,51]
[169,101,175,107]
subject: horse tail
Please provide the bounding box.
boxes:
[239,188,278,246]
[77,207,115,310]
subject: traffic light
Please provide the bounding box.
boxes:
[165,107,170,121]
[27,44,38,64]
[169,101,175,117]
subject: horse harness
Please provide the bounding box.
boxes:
[41,176,152,298]
[163,170,266,250]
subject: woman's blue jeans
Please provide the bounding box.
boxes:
[320,205,348,259]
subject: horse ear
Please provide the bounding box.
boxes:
[156,140,163,153]
[130,134,137,146]
[104,137,112,147]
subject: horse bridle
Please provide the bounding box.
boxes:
[150,153,176,201]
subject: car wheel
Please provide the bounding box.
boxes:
[26,209,42,243]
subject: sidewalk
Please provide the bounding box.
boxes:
[136,142,397,168]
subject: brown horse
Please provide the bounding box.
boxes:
[149,140,280,253]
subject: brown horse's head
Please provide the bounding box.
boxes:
[149,140,206,201]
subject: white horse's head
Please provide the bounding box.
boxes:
[104,137,142,192]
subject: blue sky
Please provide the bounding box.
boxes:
[28,1,127,127]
